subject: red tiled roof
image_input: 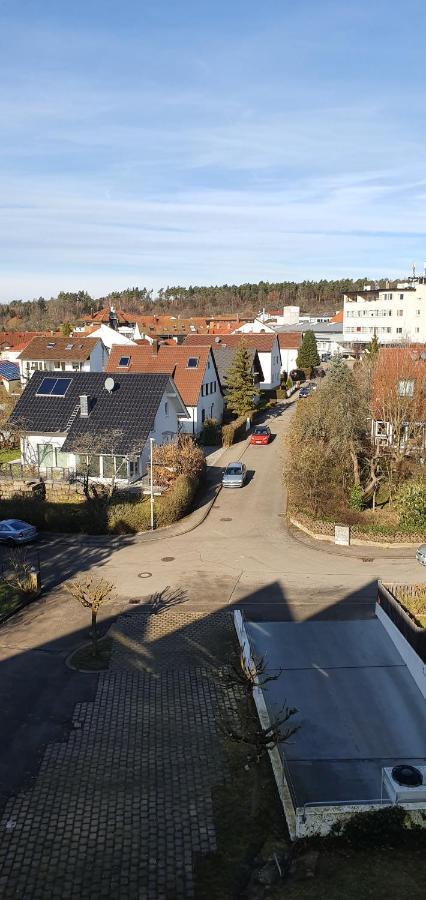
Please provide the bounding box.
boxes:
[18,335,100,362]
[106,344,220,407]
[0,331,51,351]
[276,332,302,350]
[330,310,344,324]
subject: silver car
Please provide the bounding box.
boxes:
[416,544,426,566]
[222,462,247,488]
[0,519,38,544]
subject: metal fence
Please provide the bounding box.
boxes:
[0,463,76,482]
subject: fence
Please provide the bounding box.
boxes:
[0,463,76,483]
[378,582,426,663]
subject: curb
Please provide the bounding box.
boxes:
[288,517,418,559]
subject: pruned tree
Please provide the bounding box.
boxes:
[67,575,116,657]
[296,330,320,376]
[225,343,259,416]
[71,428,124,497]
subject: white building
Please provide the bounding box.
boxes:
[343,278,426,348]
[17,336,108,385]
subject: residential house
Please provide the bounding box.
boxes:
[0,362,21,394]
[211,345,264,398]
[9,372,188,484]
[0,331,50,363]
[343,277,426,348]
[273,323,344,359]
[370,345,426,453]
[17,336,108,385]
[184,333,281,390]
[74,323,137,353]
[106,344,224,435]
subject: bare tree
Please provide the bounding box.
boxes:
[67,575,116,657]
[71,428,124,497]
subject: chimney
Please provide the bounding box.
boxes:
[151,339,159,355]
[79,394,89,417]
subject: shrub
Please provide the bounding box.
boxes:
[156,474,198,527]
[199,418,221,446]
[348,484,364,511]
[396,479,426,528]
[222,414,252,447]
[152,435,206,487]
[275,388,286,399]
[330,805,422,848]
[108,498,151,534]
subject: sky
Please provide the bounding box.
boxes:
[0,0,426,301]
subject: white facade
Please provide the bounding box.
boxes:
[343,280,426,346]
[20,384,188,484]
[19,340,108,385]
[257,338,281,389]
[178,351,224,435]
[278,346,299,375]
[78,323,137,353]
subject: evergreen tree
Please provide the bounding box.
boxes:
[365,333,379,355]
[225,344,259,416]
[296,330,320,374]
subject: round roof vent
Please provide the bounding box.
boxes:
[104,376,115,393]
[391,765,422,787]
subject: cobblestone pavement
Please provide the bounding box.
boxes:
[0,610,237,899]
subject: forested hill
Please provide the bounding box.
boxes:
[0,278,394,331]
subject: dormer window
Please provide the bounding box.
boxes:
[118,356,130,368]
[65,343,74,350]
[187,357,199,369]
[47,342,55,349]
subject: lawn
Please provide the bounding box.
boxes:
[0,580,28,620]
[0,447,20,464]
[271,847,426,900]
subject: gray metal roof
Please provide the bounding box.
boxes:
[212,346,263,387]
[273,322,343,334]
[9,371,171,455]
[246,619,426,807]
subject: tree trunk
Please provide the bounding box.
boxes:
[91,610,98,657]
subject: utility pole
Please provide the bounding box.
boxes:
[150,437,155,530]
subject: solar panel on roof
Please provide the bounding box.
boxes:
[36,376,72,397]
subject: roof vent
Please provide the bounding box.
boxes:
[391,765,422,787]
[104,376,115,393]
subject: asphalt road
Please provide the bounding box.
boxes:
[0,397,421,807]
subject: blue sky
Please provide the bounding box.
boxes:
[1,0,426,300]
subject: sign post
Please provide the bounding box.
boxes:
[334,525,350,546]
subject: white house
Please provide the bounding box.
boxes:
[9,371,189,484]
[343,278,426,348]
[17,335,108,385]
[75,322,137,353]
[106,343,224,435]
[184,333,281,390]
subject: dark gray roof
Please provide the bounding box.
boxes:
[9,371,171,455]
[212,346,263,387]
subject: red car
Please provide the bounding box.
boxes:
[250,426,272,445]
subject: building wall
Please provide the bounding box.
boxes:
[278,347,299,375]
[343,283,426,345]
[178,351,224,435]
[259,339,281,389]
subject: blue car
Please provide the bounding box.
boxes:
[0,519,38,544]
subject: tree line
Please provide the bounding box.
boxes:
[0,278,396,332]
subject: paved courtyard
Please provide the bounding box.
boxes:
[0,609,237,899]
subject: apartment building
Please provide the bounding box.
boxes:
[343,278,426,348]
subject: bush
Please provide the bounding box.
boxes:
[199,418,221,446]
[396,479,426,528]
[348,484,364,511]
[330,805,422,848]
[152,435,206,487]
[156,474,198,527]
[222,414,252,447]
[275,388,286,399]
[107,498,151,534]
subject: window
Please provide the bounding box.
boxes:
[207,360,211,369]
[118,356,130,367]
[37,443,55,467]
[65,343,74,351]
[164,401,169,416]
[115,456,127,479]
[47,342,56,349]
[398,379,414,397]
[416,309,421,316]
[400,294,404,300]
[102,456,114,479]
[187,357,199,368]
[36,377,72,397]
[397,310,403,316]
[396,327,403,334]
[201,409,206,423]
[415,327,420,333]
[201,385,204,397]
[56,449,69,468]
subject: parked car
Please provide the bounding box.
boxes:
[289,368,306,383]
[0,519,38,544]
[298,386,311,399]
[308,381,318,391]
[250,426,271,446]
[416,544,426,566]
[222,462,247,488]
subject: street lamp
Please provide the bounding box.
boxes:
[150,437,155,530]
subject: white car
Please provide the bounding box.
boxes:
[416,544,426,566]
[0,519,38,544]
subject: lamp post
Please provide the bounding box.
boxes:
[150,437,155,530]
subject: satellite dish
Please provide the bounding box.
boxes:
[104,376,115,393]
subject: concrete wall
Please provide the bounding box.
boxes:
[295,801,426,838]
[376,598,426,700]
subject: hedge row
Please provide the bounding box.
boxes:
[0,474,201,536]
[291,509,424,543]
[222,413,253,447]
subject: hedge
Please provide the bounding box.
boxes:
[0,474,201,536]
[222,413,253,447]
